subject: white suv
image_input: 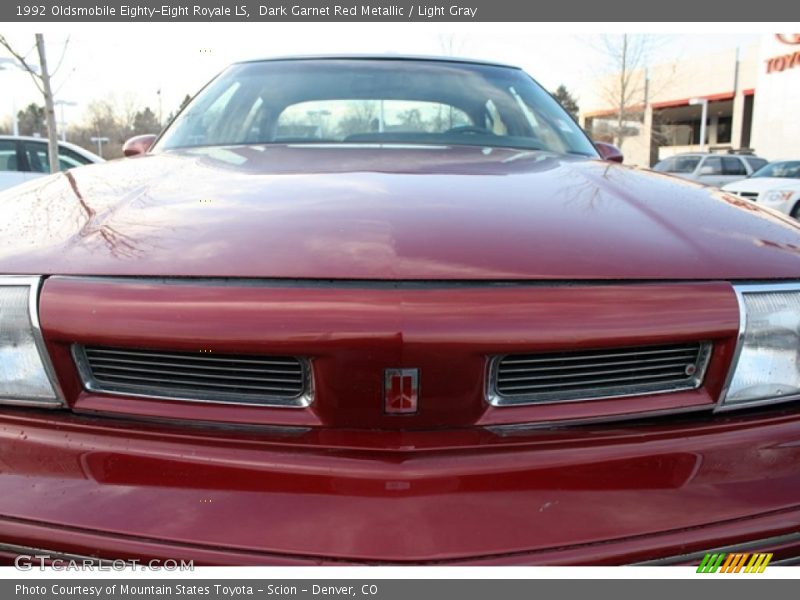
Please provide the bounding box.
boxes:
[653,153,767,188]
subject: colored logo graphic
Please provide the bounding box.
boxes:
[696,552,772,573]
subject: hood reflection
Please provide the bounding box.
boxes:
[1,144,800,280]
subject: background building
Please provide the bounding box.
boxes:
[580,34,800,166]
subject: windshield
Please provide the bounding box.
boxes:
[156,59,598,156]
[751,161,800,179]
[653,156,702,174]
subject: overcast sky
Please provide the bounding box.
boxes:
[0,24,766,131]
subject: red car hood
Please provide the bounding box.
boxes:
[1,144,799,280]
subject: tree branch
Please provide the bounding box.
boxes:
[50,35,70,77]
[53,67,76,96]
[0,34,44,94]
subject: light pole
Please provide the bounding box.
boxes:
[689,97,709,152]
[90,136,109,157]
[54,99,76,142]
[306,109,331,137]
[157,86,163,126]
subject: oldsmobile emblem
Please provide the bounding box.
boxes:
[384,369,420,415]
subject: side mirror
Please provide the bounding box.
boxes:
[699,165,715,176]
[122,134,157,157]
[594,141,624,164]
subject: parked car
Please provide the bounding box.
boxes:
[0,135,103,192]
[722,160,800,218]
[653,152,767,187]
[3,56,800,566]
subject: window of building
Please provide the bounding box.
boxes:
[716,117,733,145]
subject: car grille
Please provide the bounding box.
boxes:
[488,342,712,406]
[73,345,311,407]
[730,191,758,199]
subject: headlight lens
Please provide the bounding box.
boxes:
[0,278,62,406]
[724,288,800,407]
[761,190,796,204]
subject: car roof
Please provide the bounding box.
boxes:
[234,54,521,70]
[0,135,57,143]
[0,134,77,146]
[657,154,704,161]
[0,135,104,162]
[667,153,762,159]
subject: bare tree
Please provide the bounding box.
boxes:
[439,34,467,57]
[70,99,127,159]
[115,91,141,132]
[593,34,662,149]
[337,101,379,138]
[69,100,163,159]
[0,34,69,173]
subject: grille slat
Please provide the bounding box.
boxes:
[85,356,302,375]
[90,372,302,393]
[501,346,697,365]
[84,347,300,367]
[497,362,694,383]
[491,342,711,406]
[89,363,302,384]
[76,345,310,407]
[498,371,692,392]
[499,354,697,375]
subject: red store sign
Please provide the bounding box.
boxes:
[766,33,800,74]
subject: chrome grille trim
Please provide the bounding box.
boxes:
[487,342,712,406]
[73,345,313,408]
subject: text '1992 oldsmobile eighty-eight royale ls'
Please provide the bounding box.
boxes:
[1,56,800,565]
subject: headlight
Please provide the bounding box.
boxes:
[761,190,796,204]
[723,285,800,408]
[0,277,63,407]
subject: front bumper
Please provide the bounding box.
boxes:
[2,406,800,565]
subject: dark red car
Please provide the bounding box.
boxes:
[1,56,800,566]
